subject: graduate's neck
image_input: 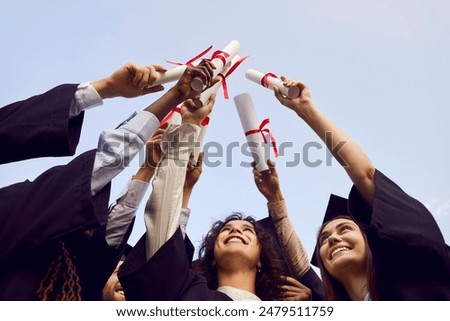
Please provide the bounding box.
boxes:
[340,272,369,301]
[217,268,257,294]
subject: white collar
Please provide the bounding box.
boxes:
[217,286,261,301]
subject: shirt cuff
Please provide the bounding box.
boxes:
[120,110,160,143]
[108,179,149,214]
[122,179,150,207]
[179,208,191,239]
[71,82,104,116]
[267,199,288,221]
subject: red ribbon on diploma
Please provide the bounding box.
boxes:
[160,106,182,125]
[218,56,249,99]
[261,72,278,88]
[161,106,210,127]
[244,118,279,157]
[201,116,210,127]
[166,45,213,66]
[205,50,230,67]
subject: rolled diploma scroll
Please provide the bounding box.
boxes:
[245,68,300,98]
[192,80,221,161]
[191,40,240,92]
[167,107,181,125]
[194,55,242,108]
[151,60,201,87]
[192,55,243,161]
[234,92,269,172]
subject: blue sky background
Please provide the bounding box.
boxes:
[1,0,449,263]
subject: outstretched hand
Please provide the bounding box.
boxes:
[143,123,169,169]
[93,62,167,99]
[252,159,283,203]
[184,152,203,191]
[181,93,216,125]
[274,77,314,118]
[173,60,218,102]
[182,152,204,209]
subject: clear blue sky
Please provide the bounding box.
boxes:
[1,0,449,262]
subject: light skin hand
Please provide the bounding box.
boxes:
[181,93,216,126]
[92,63,167,99]
[252,160,284,203]
[279,276,312,301]
[273,77,315,120]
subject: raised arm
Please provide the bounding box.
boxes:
[144,94,216,259]
[143,62,216,121]
[274,79,375,205]
[180,152,204,238]
[105,124,168,249]
[91,63,166,99]
[252,160,310,278]
[90,62,216,197]
[182,152,204,209]
[0,63,166,164]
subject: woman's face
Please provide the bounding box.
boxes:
[213,220,261,270]
[318,218,367,278]
[102,261,125,301]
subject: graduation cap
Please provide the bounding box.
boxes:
[311,194,349,267]
[120,243,133,261]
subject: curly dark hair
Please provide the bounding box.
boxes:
[36,240,82,300]
[193,212,286,300]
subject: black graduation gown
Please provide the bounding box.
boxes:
[0,83,127,300]
[119,228,232,301]
[0,84,83,164]
[0,150,116,300]
[348,170,450,300]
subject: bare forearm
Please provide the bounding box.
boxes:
[265,189,284,204]
[133,166,156,183]
[181,187,193,209]
[91,77,115,99]
[144,88,184,121]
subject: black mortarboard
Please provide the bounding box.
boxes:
[120,243,133,261]
[311,194,349,267]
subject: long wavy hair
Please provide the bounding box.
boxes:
[315,216,378,300]
[35,240,82,300]
[193,213,286,300]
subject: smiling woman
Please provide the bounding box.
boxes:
[314,208,375,301]
[117,102,311,301]
[102,261,125,301]
[193,213,285,300]
[275,78,450,301]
